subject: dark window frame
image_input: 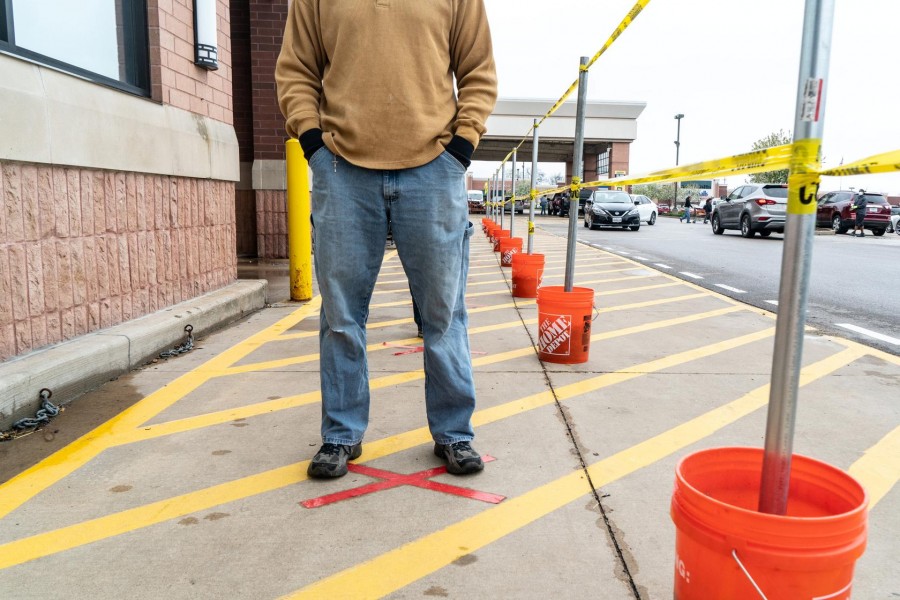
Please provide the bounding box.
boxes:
[0,0,150,97]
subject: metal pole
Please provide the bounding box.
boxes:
[528,118,540,254]
[674,114,683,211]
[491,174,497,221]
[285,139,313,301]
[564,56,590,292]
[759,0,834,515]
[499,162,506,230]
[510,150,517,238]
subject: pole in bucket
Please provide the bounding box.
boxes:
[759,0,835,516]
[535,57,593,364]
[565,56,590,293]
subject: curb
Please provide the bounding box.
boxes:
[0,279,268,431]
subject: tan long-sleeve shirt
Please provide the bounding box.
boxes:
[276,0,498,170]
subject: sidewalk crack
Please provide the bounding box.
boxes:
[510,293,643,600]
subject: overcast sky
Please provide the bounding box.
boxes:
[475,0,900,195]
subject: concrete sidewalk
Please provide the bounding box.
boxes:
[0,225,897,599]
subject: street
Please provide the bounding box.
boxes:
[527,212,900,355]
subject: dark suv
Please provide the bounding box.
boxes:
[816,191,891,236]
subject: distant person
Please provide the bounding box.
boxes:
[851,190,869,237]
[680,196,694,223]
[539,196,547,216]
[703,197,713,224]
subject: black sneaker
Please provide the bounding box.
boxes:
[308,442,362,478]
[434,441,484,475]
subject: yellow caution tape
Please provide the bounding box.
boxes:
[819,149,900,177]
[528,221,535,234]
[584,0,651,72]
[580,144,794,189]
[501,143,896,208]
[508,0,654,155]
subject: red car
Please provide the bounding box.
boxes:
[816,191,892,235]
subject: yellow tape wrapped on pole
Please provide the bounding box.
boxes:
[285,139,313,301]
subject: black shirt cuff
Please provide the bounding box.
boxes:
[445,135,474,169]
[299,129,325,161]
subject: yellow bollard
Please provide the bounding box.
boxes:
[285,139,313,301]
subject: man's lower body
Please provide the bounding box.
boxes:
[854,212,865,236]
[307,146,481,477]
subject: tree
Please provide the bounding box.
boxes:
[748,129,792,184]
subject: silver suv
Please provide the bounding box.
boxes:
[710,183,788,238]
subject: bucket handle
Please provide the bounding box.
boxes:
[731,549,769,600]
[591,303,601,322]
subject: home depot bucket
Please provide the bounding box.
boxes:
[499,237,523,267]
[511,253,544,298]
[670,447,868,600]
[536,286,594,364]
[492,229,510,252]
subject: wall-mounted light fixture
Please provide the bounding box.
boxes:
[193,0,219,70]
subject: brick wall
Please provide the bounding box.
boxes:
[231,0,254,163]
[250,0,290,160]
[148,0,234,125]
[0,161,237,361]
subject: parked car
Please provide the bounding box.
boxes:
[467,190,485,213]
[658,204,672,215]
[885,205,900,233]
[583,190,641,231]
[629,194,658,225]
[551,189,592,217]
[710,183,788,238]
[815,191,891,236]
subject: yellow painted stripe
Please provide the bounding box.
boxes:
[0,311,763,570]
[377,258,622,284]
[283,346,865,599]
[131,305,748,442]
[0,297,322,520]
[216,292,720,380]
[276,301,536,341]
[848,425,900,508]
[372,266,640,295]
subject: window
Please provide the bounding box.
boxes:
[0,0,149,96]
[597,149,610,177]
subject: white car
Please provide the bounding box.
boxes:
[888,205,900,234]
[630,194,658,226]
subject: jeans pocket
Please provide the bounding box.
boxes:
[441,150,468,173]
[308,145,330,169]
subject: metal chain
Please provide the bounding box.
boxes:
[159,325,194,359]
[11,389,59,431]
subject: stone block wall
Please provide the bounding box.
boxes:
[0,162,236,361]
[255,190,287,259]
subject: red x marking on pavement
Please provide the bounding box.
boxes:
[301,456,504,509]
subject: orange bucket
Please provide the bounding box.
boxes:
[499,237,523,267]
[511,253,544,298]
[670,447,868,600]
[492,229,510,252]
[536,286,594,364]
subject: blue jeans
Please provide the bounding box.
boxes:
[309,146,476,446]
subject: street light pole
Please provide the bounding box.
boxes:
[674,113,684,211]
